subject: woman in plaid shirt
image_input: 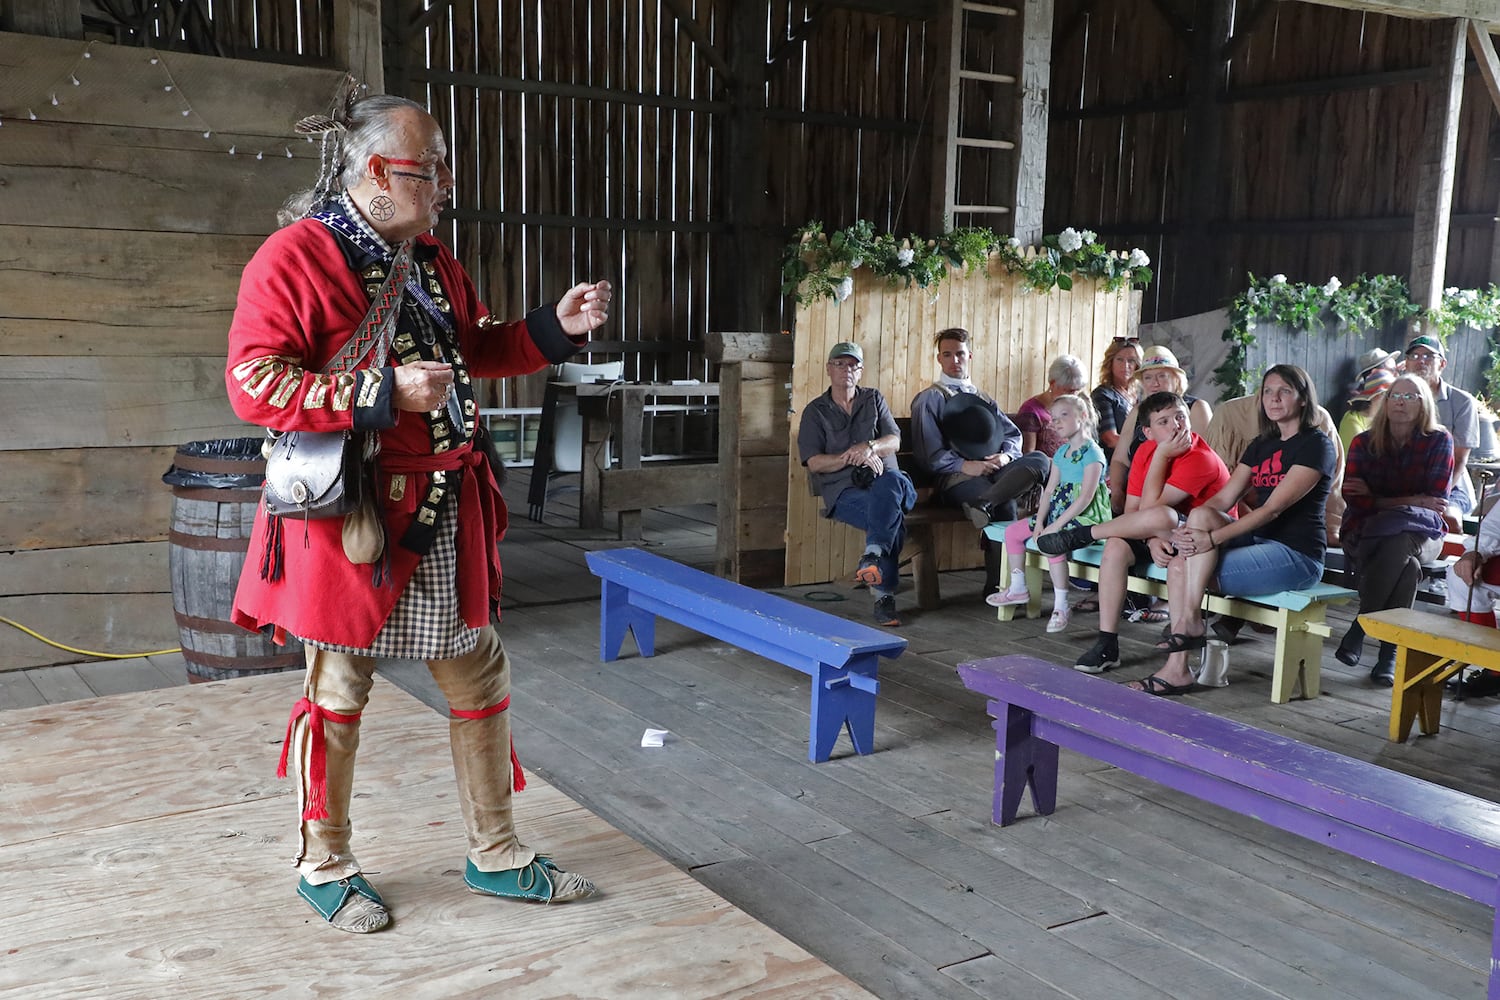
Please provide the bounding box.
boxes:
[1335,374,1453,685]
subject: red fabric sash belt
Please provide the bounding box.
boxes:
[276,697,362,821]
[451,695,526,791]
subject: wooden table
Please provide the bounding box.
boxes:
[572,381,720,540]
[1360,607,1500,741]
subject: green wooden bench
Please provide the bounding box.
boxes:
[981,525,1356,703]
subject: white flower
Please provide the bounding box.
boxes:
[1128,248,1150,268]
[833,276,854,302]
[1322,276,1341,295]
[1081,229,1097,244]
[1007,237,1021,248]
[1058,227,1083,253]
[897,248,915,266]
[1459,288,1480,306]
[1270,273,1287,285]
[1445,287,1460,298]
[848,256,863,270]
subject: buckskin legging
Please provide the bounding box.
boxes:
[285,625,536,887]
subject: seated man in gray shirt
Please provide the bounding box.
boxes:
[910,327,1051,529]
[798,341,917,627]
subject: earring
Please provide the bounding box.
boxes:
[368,193,396,222]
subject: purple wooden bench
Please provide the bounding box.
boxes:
[957,654,1500,997]
[585,548,907,762]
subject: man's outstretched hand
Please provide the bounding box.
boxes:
[556,280,613,338]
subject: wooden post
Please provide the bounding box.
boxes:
[1181,0,1234,316]
[1012,0,1054,245]
[1410,18,1467,311]
[334,0,384,93]
[1467,20,1500,284]
[928,0,961,231]
[724,5,771,333]
[708,332,793,585]
[0,0,81,37]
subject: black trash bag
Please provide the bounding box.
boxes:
[162,437,267,489]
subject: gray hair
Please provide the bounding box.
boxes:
[1047,354,1086,391]
[277,94,429,227]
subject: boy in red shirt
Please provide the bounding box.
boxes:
[1037,392,1231,671]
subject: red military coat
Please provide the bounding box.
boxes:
[225,219,579,646]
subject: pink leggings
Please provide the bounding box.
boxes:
[1003,518,1066,567]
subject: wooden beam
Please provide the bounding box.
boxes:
[407,67,729,114]
[1222,0,1280,60]
[405,0,457,37]
[658,0,734,85]
[1410,18,1468,310]
[0,0,81,38]
[928,0,961,229]
[1299,0,1500,32]
[767,8,825,68]
[1468,19,1500,116]
[1181,0,1236,316]
[1146,0,1194,37]
[1012,0,1053,244]
[724,2,773,331]
[1089,211,1498,236]
[334,0,383,92]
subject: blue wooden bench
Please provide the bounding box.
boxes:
[980,526,1356,703]
[584,548,908,762]
[957,653,1500,997]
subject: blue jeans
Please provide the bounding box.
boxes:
[1216,535,1322,595]
[830,469,916,596]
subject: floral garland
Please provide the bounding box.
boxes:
[1215,274,1500,400]
[780,220,1153,305]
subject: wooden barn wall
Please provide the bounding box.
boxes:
[1048,1,1500,323]
[389,2,954,408]
[784,270,1139,588]
[0,30,344,670]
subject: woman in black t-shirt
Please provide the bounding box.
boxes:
[1128,365,1337,696]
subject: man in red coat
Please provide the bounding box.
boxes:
[226,89,611,932]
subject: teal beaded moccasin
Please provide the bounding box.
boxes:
[463,857,596,903]
[297,874,390,933]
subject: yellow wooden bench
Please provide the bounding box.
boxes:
[1359,607,1500,742]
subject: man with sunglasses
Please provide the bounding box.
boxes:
[1403,333,1478,520]
[226,90,608,932]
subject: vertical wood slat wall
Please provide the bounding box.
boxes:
[783,266,1138,588]
[0,30,343,669]
[1048,0,1500,323]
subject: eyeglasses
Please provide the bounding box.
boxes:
[1388,391,1419,401]
[1407,350,1439,362]
[827,360,862,371]
[1112,337,1141,345]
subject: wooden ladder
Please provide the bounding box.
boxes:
[930,0,1052,241]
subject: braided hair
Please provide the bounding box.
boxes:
[277,77,426,227]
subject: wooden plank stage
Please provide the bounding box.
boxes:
[4,467,1498,997]
[0,670,870,999]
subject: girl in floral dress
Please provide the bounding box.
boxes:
[989,394,1113,632]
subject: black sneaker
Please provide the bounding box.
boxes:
[1074,635,1121,673]
[1461,669,1500,698]
[873,594,900,627]
[1037,524,1094,556]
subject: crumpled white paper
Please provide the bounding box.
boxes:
[640,728,670,748]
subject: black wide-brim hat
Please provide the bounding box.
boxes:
[941,392,1006,461]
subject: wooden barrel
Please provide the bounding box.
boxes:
[165,439,304,682]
